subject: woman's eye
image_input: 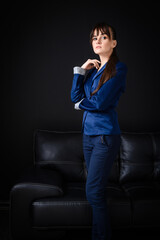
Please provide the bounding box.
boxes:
[102,36,107,39]
[93,37,97,41]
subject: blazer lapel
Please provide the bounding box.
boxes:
[92,62,107,82]
[85,63,107,97]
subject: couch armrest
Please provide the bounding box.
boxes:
[10,167,64,240]
[12,166,64,196]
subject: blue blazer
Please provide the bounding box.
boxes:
[71,61,128,135]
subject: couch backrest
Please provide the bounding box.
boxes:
[33,129,119,182]
[34,130,160,183]
[119,132,160,183]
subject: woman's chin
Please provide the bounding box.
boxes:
[94,49,103,55]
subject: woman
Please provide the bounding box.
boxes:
[71,22,127,240]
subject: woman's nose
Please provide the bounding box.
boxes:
[96,37,101,44]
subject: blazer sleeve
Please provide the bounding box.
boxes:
[70,67,86,103]
[79,63,127,112]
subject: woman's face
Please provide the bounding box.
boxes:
[92,29,117,56]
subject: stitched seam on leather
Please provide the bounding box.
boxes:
[14,183,63,194]
[37,161,82,164]
[67,187,85,190]
[122,186,154,191]
[33,201,90,205]
[121,161,152,165]
[33,226,92,229]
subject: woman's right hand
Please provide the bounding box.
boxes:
[81,59,101,70]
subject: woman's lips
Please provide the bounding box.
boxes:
[96,46,101,49]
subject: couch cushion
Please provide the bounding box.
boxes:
[119,133,160,183]
[32,182,92,228]
[31,182,131,229]
[122,181,160,227]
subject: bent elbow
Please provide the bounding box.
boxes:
[70,91,82,103]
[70,93,77,103]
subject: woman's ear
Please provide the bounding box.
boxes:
[112,40,117,48]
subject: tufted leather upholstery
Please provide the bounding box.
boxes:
[10,130,160,239]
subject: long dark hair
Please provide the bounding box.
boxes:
[90,22,119,96]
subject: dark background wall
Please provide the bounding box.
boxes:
[1,1,160,201]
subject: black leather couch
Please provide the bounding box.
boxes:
[9,130,160,240]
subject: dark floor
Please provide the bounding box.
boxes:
[0,208,160,240]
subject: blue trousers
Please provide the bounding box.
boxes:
[83,134,121,240]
